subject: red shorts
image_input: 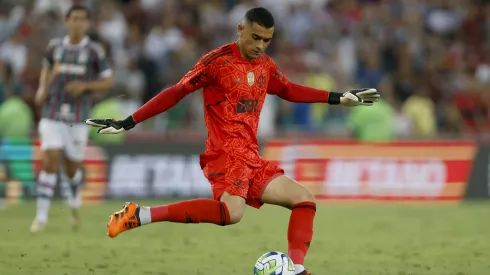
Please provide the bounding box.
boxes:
[202,153,284,209]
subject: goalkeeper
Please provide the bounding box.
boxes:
[86,7,380,275]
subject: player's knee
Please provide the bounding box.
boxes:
[300,188,316,203]
[63,161,80,179]
[220,192,246,225]
[43,158,60,174]
[228,206,244,224]
[290,187,316,208]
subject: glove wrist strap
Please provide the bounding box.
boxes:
[120,116,137,130]
[327,92,342,105]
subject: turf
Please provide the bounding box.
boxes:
[1,200,490,275]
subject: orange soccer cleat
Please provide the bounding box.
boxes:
[107,202,141,238]
[297,270,312,275]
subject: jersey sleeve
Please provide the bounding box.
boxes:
[267,60,290,95]
[91,42,113,78]
[266,58,329,103]
[178,59,217,92]
[42,39,58,69]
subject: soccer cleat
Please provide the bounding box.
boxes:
[30,220,46,233]
[296,270,312,275]
[107,202,141,238]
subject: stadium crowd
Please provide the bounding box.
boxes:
[0,0,489,141]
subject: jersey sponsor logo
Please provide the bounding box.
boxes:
[237,99,259,113]
[189,72,208,86]
[247,72,255,86]
[53,63,87,75]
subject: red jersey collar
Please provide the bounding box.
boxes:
[231,41,258,63]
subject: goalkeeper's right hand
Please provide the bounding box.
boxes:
[85,116,136,134]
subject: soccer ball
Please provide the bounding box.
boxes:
[254,251,295,275]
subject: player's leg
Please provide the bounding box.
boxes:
[61,158,83,229]
[31,119,63,233]
[106,161,250,238]
[252,162,316,275]
[62,122,90,229]
[139,191,244,224]
[262,176,315,274]
[106,195,241,238]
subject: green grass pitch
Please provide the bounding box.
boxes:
[1,200,490,275]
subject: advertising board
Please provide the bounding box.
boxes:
[262,140,476,201]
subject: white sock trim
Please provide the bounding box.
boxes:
[36,171,57,223]
[35,197,51,223]
[39,170,57,186]
[294,264,305,274]
[139,207,151,225]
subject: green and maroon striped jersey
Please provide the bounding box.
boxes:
[42,36,112,123]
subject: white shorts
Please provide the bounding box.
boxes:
[38,118,90,162]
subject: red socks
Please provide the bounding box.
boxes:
[143,199,315,266]
[149,199,231,226]
[288,201,316,265]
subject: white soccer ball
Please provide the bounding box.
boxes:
[254,251,295,275]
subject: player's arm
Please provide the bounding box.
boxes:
[267,64,379,106]
[80,76,113,92]
[85,43,113,92]
[86,61,216,133]
[35,41,56,106]
[35,67,51,105]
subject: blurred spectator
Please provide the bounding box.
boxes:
[96,0,127,56]
[304,51,336,130]
[144,15,184,72]
[402,85,437,137]
[355,50,385,90]
[347,77,398,142]
[0,30,27,77]
[0,61,33,138]
[0,4,25,42]
[0,93,34,138]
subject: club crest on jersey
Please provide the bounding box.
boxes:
[247,72,254,86]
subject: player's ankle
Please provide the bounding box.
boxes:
[294,264,305,274]
[138,206,151,225]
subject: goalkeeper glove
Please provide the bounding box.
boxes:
[85,116,136,134]
[328,88,380,106]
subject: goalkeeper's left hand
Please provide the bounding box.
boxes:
[340,88,380,107]
[85,116,136,134]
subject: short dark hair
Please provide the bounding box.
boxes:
[65,5,90,20]
[244,7,274,28]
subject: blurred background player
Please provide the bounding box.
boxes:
[87,7,379,275]
[31,4,113,233]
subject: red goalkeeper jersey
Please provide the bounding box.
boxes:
[179,43,290,167]
[132,42,330,169]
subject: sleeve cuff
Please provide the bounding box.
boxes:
[327,92,342,105]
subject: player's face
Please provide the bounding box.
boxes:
[65,10,89,37]
[238,22,274,60]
